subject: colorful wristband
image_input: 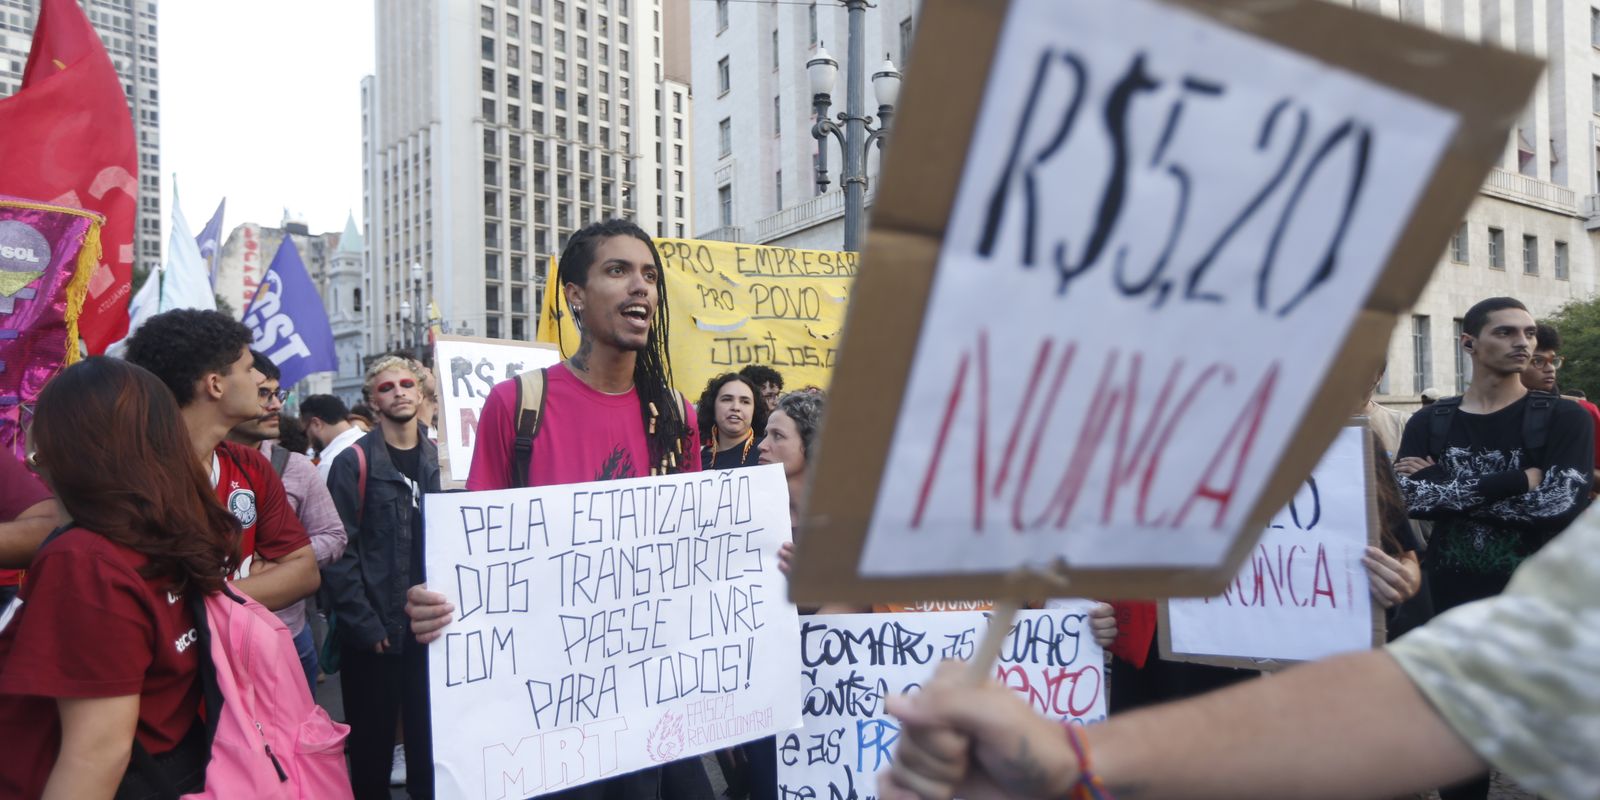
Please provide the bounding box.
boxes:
[1062,722,1114,800]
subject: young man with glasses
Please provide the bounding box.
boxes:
[226,351,347,692]
[324,354,440,799]
[1521,322,1600,493]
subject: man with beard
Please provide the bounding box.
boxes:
[225,352,347,691]
[405,219,705,799]
[325,354,441,799]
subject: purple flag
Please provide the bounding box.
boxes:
[195,197,225,285]
[241,239,336,387]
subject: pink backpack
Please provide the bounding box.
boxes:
[130,586,353,799]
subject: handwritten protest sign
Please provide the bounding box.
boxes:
[779,605,1106,798]
[432,335,561,483]
[424,464,803,798]
[794,0,1540,604]
[537,239,855,398]
[1163,424,1381,667]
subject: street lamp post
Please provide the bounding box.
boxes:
[410,262,425,363]
[807,0,902,253]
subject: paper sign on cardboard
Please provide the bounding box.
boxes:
[1164,424,1382,667]
[424,465,803,797]
[793,0,1540,603]
[433,334,562,483]
[778,606,1106,798]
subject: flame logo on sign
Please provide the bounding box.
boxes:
[646,711,686,763]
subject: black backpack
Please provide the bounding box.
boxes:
[1425,390,1558,461]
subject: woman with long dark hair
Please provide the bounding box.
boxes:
[0,357,241,798]
[697,372,768,470]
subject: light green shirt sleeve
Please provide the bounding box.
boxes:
[1388,510,1600,800]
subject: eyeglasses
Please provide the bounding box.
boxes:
[257,388,289,403]
[374,379,417,394]
[1531,355,1565,369]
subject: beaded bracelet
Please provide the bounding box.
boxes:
[1061,722,1115,800]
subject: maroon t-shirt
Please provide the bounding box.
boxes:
[0,529,201,797]
[467,363,702,490]
[0,452,52,587]
[213,440,310,576]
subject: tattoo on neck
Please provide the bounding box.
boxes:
[570,340,593,373]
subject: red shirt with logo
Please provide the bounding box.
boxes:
[0,452,52,587]
[0,528,202,796]
[213,440,310,575]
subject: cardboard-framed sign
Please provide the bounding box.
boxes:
[791,0,1540,605]
[1158,423,1386,670]
[433,334,562,485]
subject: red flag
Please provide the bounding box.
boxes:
[0,0,137,353]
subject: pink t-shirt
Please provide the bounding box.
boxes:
[467,363,701,490]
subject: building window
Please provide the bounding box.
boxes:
[1488,227,1505,268]
[1453,318,1470,394]
[1412,315,1432,394]
[718,118,732,157]
[773,95,781,135]
[719,185,733,227]
[774,170,783,210]
[900,16,914,63]
[1522,234,1538,274]
[716,0,728,31]
[1593,74,1600,113]
[486,252,502,279]
[675,144,683,165]
[1593,7,1600,48]
[772,29,780,70]
[482,36,495,60]
[487,317,501,338]
[1449,222,1468,263]
[717,57,730,95]
[808,2,818,45]
[1555,240,1569,279]
[481,5,495,29]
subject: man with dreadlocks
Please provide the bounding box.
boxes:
[405,219,703,799]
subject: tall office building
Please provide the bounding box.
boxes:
[363,0,692,353]
[1326,0,1600,408]
[0,0,162,276]
[691,0,916,250]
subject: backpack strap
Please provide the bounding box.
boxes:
[1524,390,1557,456]
[510,368,549,489]
[353,443,368,526]
[1426,396,1463,458]
[268,445,291,478]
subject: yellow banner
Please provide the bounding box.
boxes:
[536,238,856,400]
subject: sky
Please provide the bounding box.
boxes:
[158,1,375,243]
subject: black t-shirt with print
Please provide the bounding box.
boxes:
[1396,393,1593,611]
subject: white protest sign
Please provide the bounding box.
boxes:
[778,606,1106,799]
[1167,425,1376,663]
[855,0,1459,577]
[435,335,562,482]
[424,464,803,798]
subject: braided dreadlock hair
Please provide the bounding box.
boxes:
[558,219,692,475]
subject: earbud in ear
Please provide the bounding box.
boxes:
[1464,341,1474,350]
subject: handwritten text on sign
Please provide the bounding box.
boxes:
[859,0,1457,575]
[1168,425,1375,662]
[539,239,855,399]
[433,336,562,482]
[424,465,803,798]
[777,606,1105,799]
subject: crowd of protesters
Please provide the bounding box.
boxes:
[0,216,1594,800]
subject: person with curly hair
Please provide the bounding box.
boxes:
[740,364,785,414]
[697,372,767,470]
[124,309,318,613]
